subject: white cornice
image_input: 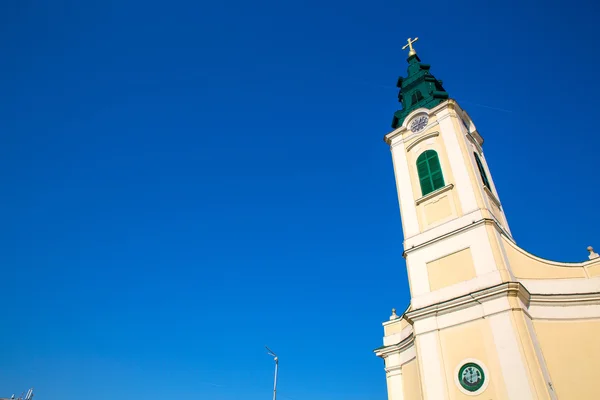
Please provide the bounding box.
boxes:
[374,332,415,358]
[405,282,530,322]
[465,132,484,153]
[484,186,502,208]
[415,183,454,205]
[406,131,440,152]
[404,217,503,257]
[529,292,600,306]
[384,126,405,146]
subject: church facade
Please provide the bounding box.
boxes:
[374,39,600,400]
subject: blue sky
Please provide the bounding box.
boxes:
[1,0,599,398]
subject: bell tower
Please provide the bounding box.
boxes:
[387,39,512,307]
[372,39,600,400]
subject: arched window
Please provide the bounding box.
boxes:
[474,153,491,189]
[416,150,445,196]
[411,90,424,106]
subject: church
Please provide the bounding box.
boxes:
[373,38,600,399]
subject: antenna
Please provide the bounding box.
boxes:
[265,346,279,400]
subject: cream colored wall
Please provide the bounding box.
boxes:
[534,319,600,399]
[406,130,461,231]
[484,224,512,281]
[402,358,423,400]
[384,317,410,336]
[426,248,476,291]
[510,309,554,399]
[586,260,600,277]
[421,191,454,226]
[406,224,505,307]
[502,236,589,279]
[437,318,508,399]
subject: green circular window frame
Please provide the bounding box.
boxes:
[458,362,486,392]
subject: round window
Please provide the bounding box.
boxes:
[458,362,485,392]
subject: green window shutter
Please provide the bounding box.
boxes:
[416,150,445,196]
[416,155,432,195]
[428,153,445,190]
[474,153,491,189]
[420,174,433,196]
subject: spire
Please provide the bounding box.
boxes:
[391,38,449,129]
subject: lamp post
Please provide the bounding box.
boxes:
[266,346,278,400]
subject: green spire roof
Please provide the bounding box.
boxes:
[391,51,449,129]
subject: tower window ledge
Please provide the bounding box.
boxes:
[416,184,454,205]
[484,186,501,208]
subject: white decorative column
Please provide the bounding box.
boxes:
[385,362,404,400]
[488,312,535,399]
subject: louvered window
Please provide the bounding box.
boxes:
[411,90,424,106]
[474,153,491,189]
[416,150,445,196]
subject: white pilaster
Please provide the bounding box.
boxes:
[390,142,419,238]
[385,365,404,400]
[489,313,535,399]
[523,315,558,399]
[416,331,448,399]
[436,108,478,214]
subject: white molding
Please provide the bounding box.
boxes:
[411,271,504,312]
[453,358,491,396]
[404,280,600,329]
[376,333,416,358]
[404,209,484,251]
[379,341,418,367]
[399,345,417,366]
[465,132,484,153]
[529,291,600,305]
[385,126,406,146]
[407,282,528,325]
[401,123,441,146]
[529,303,600,320]
[406,131,440,152]
[384,324,414,346]
[484,186,502,208]
[415,183,454,205]
[520,277,600,294]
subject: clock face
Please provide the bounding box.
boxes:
[410,115,428,133]
[458,362,485,392]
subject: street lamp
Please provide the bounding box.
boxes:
[265,346,278,400]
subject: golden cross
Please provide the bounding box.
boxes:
[402,37,419,57]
